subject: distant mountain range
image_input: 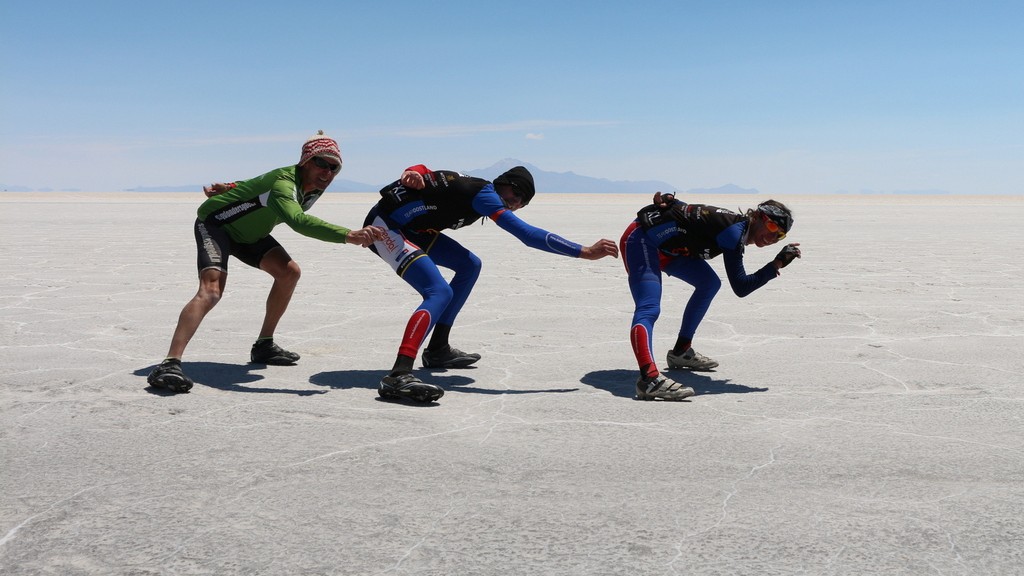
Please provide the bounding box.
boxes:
[117,179,378,193]
[463,159,680,194]
[111,160,688,194]
[0,160,967,195]
[110,159,749,195]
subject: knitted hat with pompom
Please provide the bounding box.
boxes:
[299,130,342,168]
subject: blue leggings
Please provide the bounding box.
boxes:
[621,222,721,374]
[395,232,482,358]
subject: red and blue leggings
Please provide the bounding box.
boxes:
[620,222,721,377]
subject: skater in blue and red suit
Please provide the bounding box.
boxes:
[365,164,619,403]
[621,192,801,401]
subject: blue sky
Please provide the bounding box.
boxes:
[2,0,1021,194]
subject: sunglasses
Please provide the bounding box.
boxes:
[508,182,530,206]
[499,185,525,209]
[311,156,340,173]
[763,215,787,240]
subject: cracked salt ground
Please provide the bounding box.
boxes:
[1,193,1022,574]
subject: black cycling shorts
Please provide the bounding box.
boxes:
[193,218,283,273]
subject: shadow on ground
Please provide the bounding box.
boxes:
[309,369,579,396]
[581,369,769,399]
[134,362,328,396]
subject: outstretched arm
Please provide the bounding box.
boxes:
[264,183,383,245]
[491,208,618,260]
[721,249,778,297]
[722,242,802,297]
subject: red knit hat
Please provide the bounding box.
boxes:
[299,130,342,168]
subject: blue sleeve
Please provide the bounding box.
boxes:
[716,222,745,252]
[470,185,507,216]
[472,187,582,257]
[718,222,777,297]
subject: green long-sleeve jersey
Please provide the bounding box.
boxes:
[196,165,350,244]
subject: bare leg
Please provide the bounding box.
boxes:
[165,268,227,359]
[256,247,301,339]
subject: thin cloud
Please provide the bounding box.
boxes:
[19,123,609,154]
[391,120,618,138]
[14,132,315,153]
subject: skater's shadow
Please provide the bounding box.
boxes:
[581,369,768,399]
[309,369,405,392]
[310,370,579,396]
[134,362,328,396]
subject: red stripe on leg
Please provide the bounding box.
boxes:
[398,309,432,359]
[630,324,658,378]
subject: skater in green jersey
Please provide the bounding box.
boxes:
[147,131,385,393]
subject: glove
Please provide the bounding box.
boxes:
[774,244,801,269]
